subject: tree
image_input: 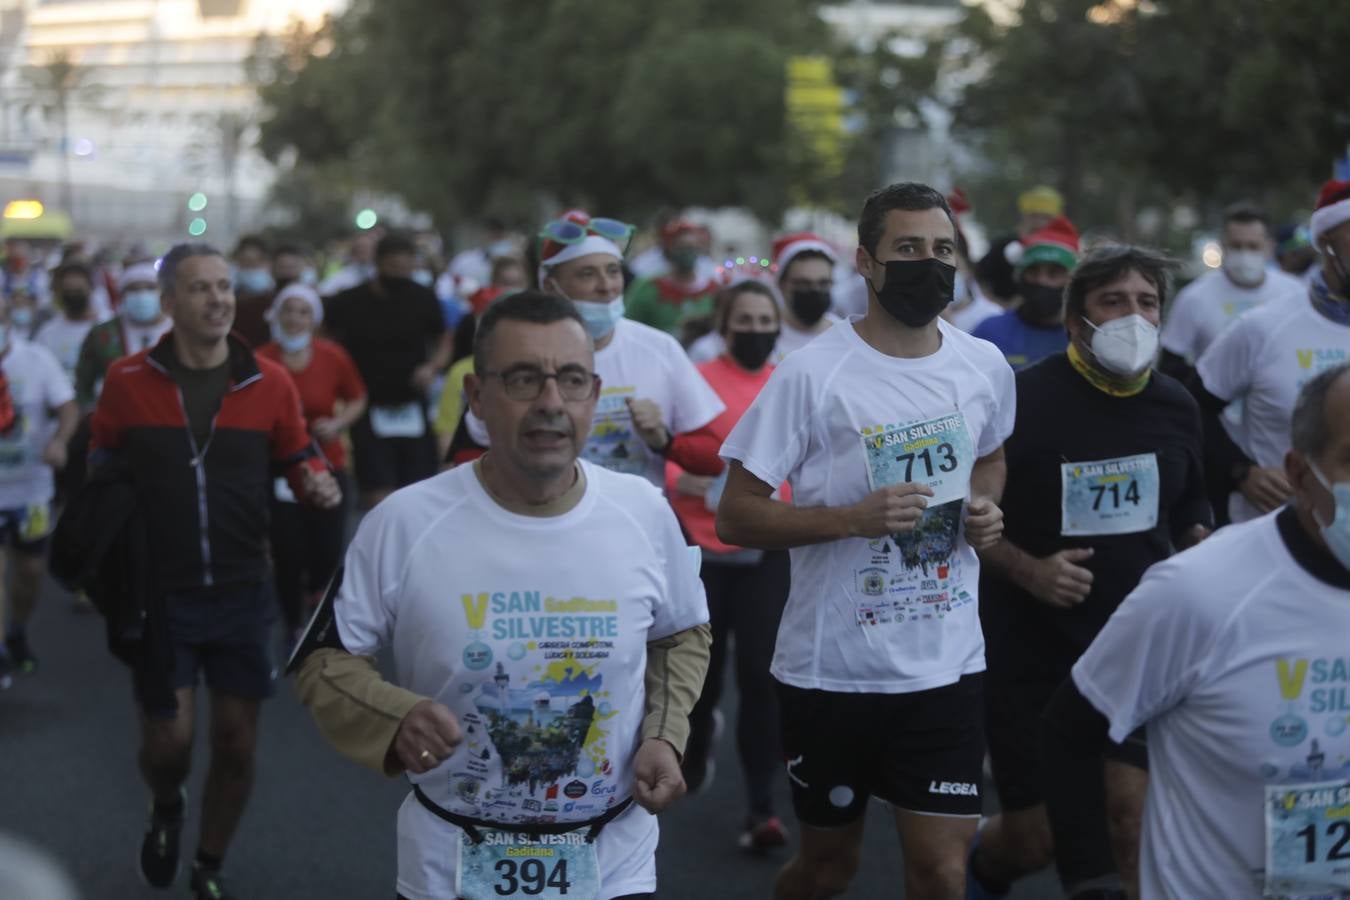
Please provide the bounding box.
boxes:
[251,0,823,230]
[21,50,101,218]
[186,110,253,240]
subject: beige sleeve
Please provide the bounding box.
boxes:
[641,623,713,758]
[294,647,429,777]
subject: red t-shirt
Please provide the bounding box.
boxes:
[257,337,367,470]
[665,355,789,554]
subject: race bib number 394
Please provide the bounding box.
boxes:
[1264,778,1350,896]
[457,831,600,900]
[861,412,974,505]
[1060,453,1160,537]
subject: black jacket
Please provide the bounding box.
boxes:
[49,456,175,713]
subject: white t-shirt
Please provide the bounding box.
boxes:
[334,462,709,900]
[33,315,104,378]
[946,292,1003,334]
[0,338,75,510]
[720,317,1016,693]
[1197,295,1350,522]
[686,316,839,365]
[1073,513,1350,900]
[1160,268,1304,362]
[122,315,173,354]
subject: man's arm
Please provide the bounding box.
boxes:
[633,622,711,814]
[715,460,933,550]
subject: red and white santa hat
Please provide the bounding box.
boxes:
[537,210,624,287]
[1310,179,1350,244]
[772,232,837,275]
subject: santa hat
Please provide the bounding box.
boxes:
[537,210,624,287]
[119,262,159,291]
[947,188,972,216]
[1013,216,1080,273]
[1310,180,1350,244]
[266,283,323,327]
[660,219,702,244]
[772,232,836,275]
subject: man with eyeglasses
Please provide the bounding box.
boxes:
[294,290,711,900]
[459,213,724,488]
[718,183,1015,900]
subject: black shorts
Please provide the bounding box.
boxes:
[984,611,1147,811]
[139,581,277,719]
[777,674,985,826]
[0,502,53,554]
[350,410,438,493]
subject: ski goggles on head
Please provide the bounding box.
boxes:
[538,217,635,253]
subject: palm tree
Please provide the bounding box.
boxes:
[21,50,100,218]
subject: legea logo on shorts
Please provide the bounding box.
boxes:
[928,780,978,796]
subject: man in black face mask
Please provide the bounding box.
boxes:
[973,216,1079,370]
[718,182,1017,900]
[773,233,842,357]
[325,232,451,510]
[34,261,102,381]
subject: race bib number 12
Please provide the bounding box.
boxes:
[1264,778,1350,896]
[457,831,600,900]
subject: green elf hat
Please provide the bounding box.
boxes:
[1013,215,1080,274]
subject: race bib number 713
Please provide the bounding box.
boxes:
[862,412,974,506]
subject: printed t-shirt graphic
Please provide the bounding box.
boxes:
[857,411,976,625]
[1072,513,1350,899]
[720,318,1015,693]
[332,462,707,899]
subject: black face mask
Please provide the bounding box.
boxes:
[1017,281,1064,324]
[728,330,779,370]
[61,290,91,316]
[379,275,417,294]
[789,288,832,326]
[870,257,954,328]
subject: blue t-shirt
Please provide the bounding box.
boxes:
[972,310,1067,370]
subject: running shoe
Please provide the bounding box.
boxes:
[739,815,789,853]
[138,788,185,888]
[5,633,37,674]
[190,863,236,900]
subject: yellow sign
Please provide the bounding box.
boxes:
[2,199,44,220]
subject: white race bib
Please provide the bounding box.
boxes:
[861,412,974,502]
[369,402,426,439]
[1060,453,1160,537]
[1264,778,1350,897]
[456,830,600,900]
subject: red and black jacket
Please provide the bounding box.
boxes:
[90,333,326,592]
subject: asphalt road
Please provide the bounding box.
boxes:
[1,574,1063,899]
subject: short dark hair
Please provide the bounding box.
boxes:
[1222,202,1270,230]
[717,281,780,334]
[779,249,834,283]
[1064,244,1176,322]
[857,182,953,256]
[1291,363,1350,458]
[234,234,269,257]
[473,290,587,375]
[159,243,225,295]
[52,261,93,287]
[376,232,417,261]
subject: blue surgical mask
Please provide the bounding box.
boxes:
[235,268,274,294]
[122,290,161,324]
[488,239,516,258]
[9,307,32,329]
[300,268,318,286]
[572,296,625,342]
[412,269,434,287]
[1310,463,1350,571]
[271,321,312,354]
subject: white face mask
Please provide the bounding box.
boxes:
[1310,463,1350,571]
[1222,249,1267,286]
[1083,314,1159,376]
